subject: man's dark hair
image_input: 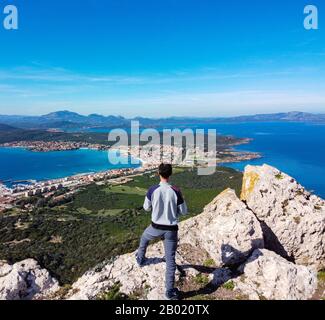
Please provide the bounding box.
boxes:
[159,163,173,179]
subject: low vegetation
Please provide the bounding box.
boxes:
[318,270,325,282]
[275,173,284,180]
[203,258,216,267]
[222,280,235,291]
[0,167,242,285]
[194,274,210,286]
[96,283,128,300]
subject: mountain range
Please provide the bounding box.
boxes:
[0,110,324,131]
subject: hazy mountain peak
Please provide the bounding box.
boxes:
[42,110,83,118]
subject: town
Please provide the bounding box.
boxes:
[1,141,109,152]
[0,164,158,213]
[0,140,261,212]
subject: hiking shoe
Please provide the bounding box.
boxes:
[165,288,180,300]
[135,252,146,267]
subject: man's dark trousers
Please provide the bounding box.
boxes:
[137,225,178,292]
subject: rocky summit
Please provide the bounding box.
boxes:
[241,164,325,270]
[0,164,324,300]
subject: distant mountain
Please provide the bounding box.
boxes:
[0,111,128,130]
[0,110,324,131]
[41,110,86,123]
[41,110,127,126]
[216,111,325,123]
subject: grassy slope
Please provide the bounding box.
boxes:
[0,167,242,285]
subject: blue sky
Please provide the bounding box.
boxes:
[0,0,324,117]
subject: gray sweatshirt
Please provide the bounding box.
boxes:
[143,182,188,226]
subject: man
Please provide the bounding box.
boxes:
[136,163,188,300]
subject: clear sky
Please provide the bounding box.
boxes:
[0,0,324,117]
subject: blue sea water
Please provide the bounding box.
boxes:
[193,122,325,198]
[0,148,139,186]
[0,122,324,198]
[145,121,325,198]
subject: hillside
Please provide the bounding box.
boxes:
[0,124,20,132]
[0,167,242,285]
[0,124,249,155]
[0,164,324,300]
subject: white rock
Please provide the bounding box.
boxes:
[179,189,264,267]
[68,242,199,300]
[2,164,322,301]
[241,164,325,270]
[68,189,264,300]
[234,249,317,300]
[0,259,60,300]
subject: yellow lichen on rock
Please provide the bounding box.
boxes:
[241,169,260,201]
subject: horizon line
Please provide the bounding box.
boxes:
[0,109,324,119]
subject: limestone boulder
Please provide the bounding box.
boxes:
[234,249,317,300]
[0,259,59,300]
[241,164,325,270]
[179,188,264,267]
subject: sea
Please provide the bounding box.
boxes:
[0,122,324,198]
[190,121,325,198]
[0,148,139,187]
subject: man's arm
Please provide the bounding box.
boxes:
[143,186,158,212]
[173,186,188,216]
[178,200,188,216]
[143,195,152,212]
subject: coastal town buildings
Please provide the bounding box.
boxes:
[0,140,261,212]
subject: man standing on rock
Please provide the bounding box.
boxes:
[136,163,188,300]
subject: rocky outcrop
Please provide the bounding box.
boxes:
[67,166,322,300]
[68,188,264,300]
[241,164,325,270]
[0,259,59,300]
[68,242,201,300]
[234,249,318,300]
[179,189,264,266]
[1,164,323,300]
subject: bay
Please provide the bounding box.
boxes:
[0,147,139,186]
[1,122,324,198]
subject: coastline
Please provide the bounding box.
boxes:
[0,147,144,186]
[0,136,261,192]
[0,136,262,212]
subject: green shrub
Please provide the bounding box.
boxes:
[203,258,215,267]
[222,280,235,291]
[317,271,325,282]
[194,274,210,286]
[97,283,127,300]
[275,173,284,180]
